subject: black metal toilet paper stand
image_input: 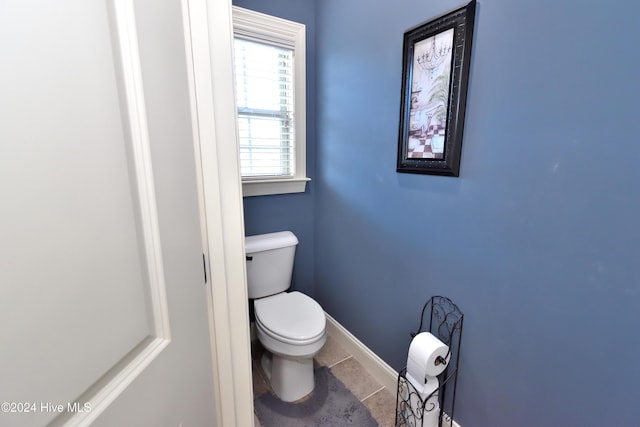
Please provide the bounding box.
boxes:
[395,296,464,427]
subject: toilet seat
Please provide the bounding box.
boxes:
[256,315,325,346]
[255,291,326,345]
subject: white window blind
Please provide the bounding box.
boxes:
[234,37,295,178]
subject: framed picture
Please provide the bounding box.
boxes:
[397,0,476,176]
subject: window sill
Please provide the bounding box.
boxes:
[242,177,310,197]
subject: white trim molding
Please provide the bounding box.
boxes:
[233,6,309,197]
[242,177,311,197]
[325,313,398,392]
[183,0,254,426]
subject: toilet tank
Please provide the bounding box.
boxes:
[245,231,298,299]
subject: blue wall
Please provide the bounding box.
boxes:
[241,0,640,425]
[234,0,317,297]
[315,0,640,426]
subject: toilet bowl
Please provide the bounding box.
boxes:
[254,291,326,401]
[245,231,327,402]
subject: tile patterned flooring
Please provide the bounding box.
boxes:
[252,335,397,426]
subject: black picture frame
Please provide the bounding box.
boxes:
[397,0,476,176]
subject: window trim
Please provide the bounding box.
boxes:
[232,6,309,197]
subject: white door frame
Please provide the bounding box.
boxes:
[182,0,253,426]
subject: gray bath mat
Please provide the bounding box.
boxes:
[254,366,379,426]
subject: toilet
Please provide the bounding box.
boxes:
[245,231,326,402]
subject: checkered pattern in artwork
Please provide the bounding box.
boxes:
[407,124,446,159]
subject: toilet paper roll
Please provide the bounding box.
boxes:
[406,371,426,395]
[420,387,440,427]
[402,374,440,427]
[406,332,450,382]
[420,377,440,427]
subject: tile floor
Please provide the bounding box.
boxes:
[252,335,397,427]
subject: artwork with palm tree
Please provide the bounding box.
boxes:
[397,0,476,176]
[407,28,454,160]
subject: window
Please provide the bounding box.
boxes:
[232,7,309,197]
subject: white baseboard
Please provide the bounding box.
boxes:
[324,312,398,392]
[324,312,462,427]
[443,414,462,427]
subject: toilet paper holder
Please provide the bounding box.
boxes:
[396,296,463,427]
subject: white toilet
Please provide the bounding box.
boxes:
[245,231,326,402]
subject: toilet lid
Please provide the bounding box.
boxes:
[255,292,325,342]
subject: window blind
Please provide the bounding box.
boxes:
[234,37,295,178]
